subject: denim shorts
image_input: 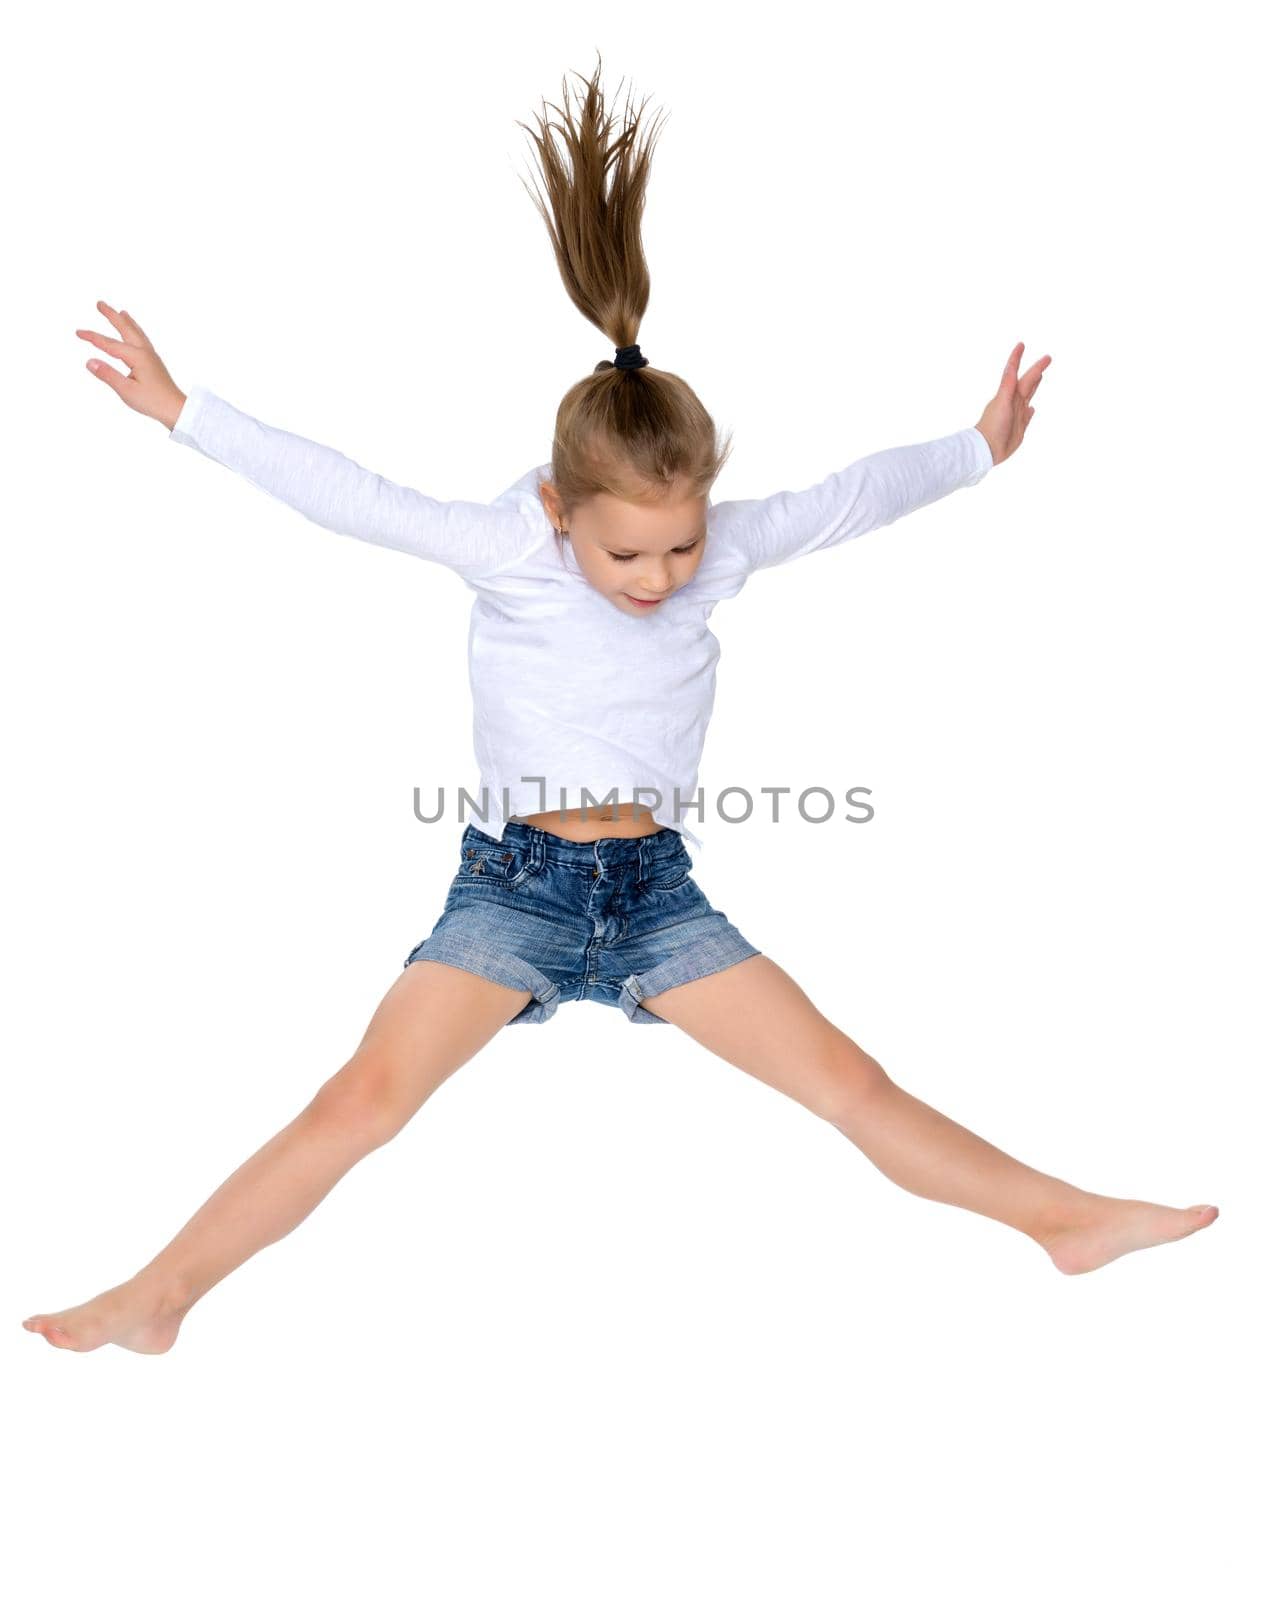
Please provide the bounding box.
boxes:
[402,819,762,1024]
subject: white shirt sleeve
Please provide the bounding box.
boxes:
[169,386,540,580]
[709,427,994,575]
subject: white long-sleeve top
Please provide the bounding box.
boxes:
[169,387,993,849]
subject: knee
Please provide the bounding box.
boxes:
[310,1051,404,1146]
[817,1033,891,1126]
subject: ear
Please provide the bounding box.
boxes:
[538,480,564,528]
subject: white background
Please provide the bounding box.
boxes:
[5,2,1276,1595]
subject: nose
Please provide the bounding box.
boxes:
[635,570,674,594]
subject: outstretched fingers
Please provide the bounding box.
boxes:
[80,301,153,393]
[1002,343,1052,400]
[1018,354,1051,401]
[95,300,129,338]
[93,300,154,349]
[1000,341,1026,393]
[76,327,132,362]
[117,307,155,348]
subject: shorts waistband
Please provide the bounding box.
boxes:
[463,818,688,870]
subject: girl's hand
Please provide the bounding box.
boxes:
[75,301,187,431]
[974,342,1051,466]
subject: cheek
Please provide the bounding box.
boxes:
[584,567,631,604]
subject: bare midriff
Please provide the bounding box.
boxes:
[513,802,664,841]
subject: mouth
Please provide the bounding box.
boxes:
[624,593,666,607]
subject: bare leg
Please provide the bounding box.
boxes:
[639,955,1218,1274]
[22,960,533,1354]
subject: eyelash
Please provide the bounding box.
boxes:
[606,541,701,564]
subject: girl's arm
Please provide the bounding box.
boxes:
[168,386,538,581]
[710,426,993,574]
[711,343,1050,575]
[76,301,538,582]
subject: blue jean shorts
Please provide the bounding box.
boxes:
[402,819,762,1024]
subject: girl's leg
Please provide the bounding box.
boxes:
[638,955,1217,1274]
[22,960,534,1354]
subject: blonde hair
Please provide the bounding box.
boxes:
[515,50,734,529]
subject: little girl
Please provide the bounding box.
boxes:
[26,55,1216,1354]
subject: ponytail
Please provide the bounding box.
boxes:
[515,50,733,524]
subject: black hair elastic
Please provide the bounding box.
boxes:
[612,344,649,370]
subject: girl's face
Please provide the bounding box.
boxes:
[540,480,708,616]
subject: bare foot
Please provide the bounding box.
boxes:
[1037,1199,1219,1275]
[22,1276,190,1355]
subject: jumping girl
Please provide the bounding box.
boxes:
[25,55,1216,1355]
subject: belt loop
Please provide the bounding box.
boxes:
[636,835,650,890]
[531,827,544,872]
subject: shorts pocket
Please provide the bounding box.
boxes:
[454,841,534,888]
[644,844,693,893]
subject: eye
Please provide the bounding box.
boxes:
[605,539,702,564]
